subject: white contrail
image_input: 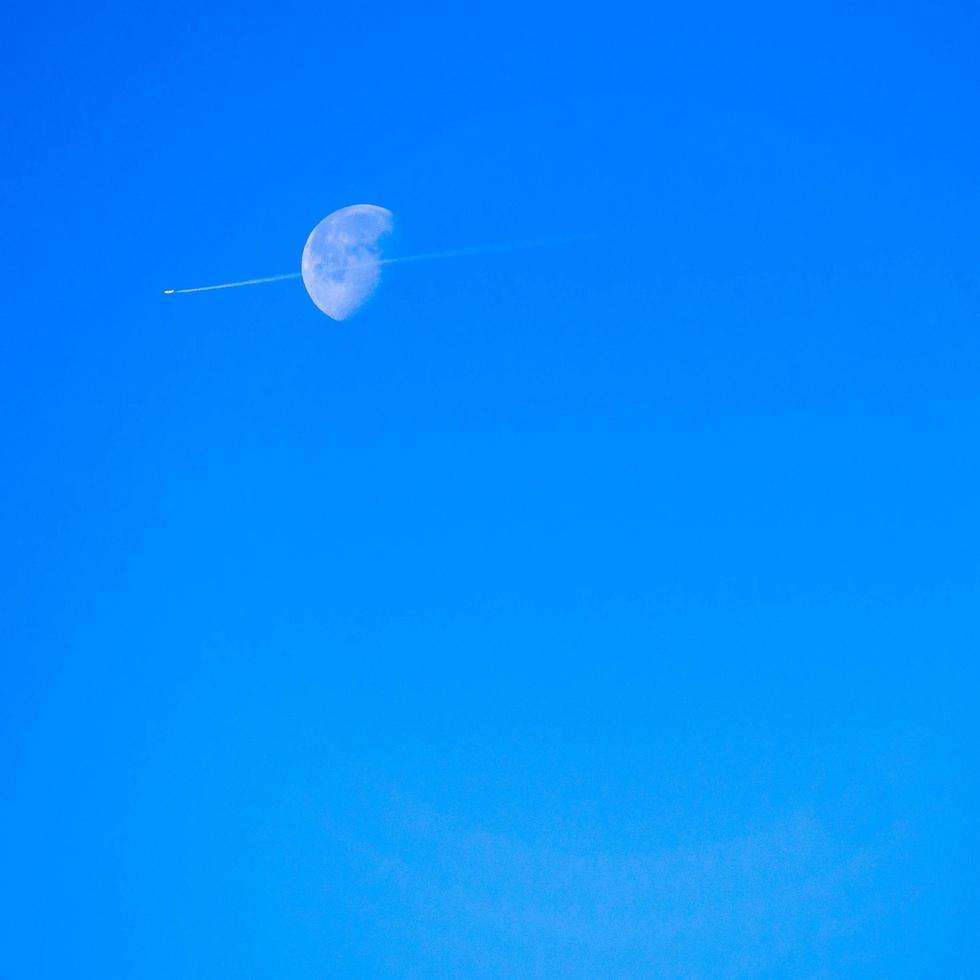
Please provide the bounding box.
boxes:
[163,234,587,295]
[379,235,587,267]
[164,272,301,295]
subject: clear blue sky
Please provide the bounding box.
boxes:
[2,1,978,976]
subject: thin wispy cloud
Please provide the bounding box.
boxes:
[342,799,908,977]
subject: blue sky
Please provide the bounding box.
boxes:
[2,1,978,976]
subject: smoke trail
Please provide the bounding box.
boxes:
[163,234,587,295]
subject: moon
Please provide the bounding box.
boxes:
[300,204,394,320]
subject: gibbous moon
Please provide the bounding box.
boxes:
[301,204,394,320]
